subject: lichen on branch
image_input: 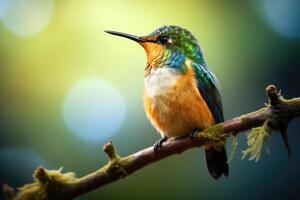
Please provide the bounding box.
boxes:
[242,120,271,161]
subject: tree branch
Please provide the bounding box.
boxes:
[2,84,300,200]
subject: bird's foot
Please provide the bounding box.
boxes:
[190,129,200,141]
[153,136,168,153]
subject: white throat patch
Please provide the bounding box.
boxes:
[144,67,180,98]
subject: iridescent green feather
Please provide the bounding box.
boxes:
[150,25,224,122]
[192,62,224,123]
[149,25,203,64]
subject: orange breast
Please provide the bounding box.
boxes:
[143,65,215,138]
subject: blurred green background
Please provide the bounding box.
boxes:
[1,0,300,199]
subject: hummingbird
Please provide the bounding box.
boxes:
[105,25,228,179]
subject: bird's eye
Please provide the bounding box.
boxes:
[158,36,169,44]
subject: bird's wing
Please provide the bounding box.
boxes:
[192,62,224,123]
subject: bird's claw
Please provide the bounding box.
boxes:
[153,137,168,153]
[190,129,200,141]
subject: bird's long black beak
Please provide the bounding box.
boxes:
[105,30,146,43]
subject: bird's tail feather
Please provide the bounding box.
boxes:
[204,146,229,179]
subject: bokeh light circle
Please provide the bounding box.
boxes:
[63,78,126,142]
[0,147,49,187]
[262,0,300,38]
[0,0,54,37]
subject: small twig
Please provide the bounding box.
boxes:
[280,126,292,159]
[266,84,280,106]
[1,181,15,200]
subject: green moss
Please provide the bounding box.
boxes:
[242,120,271,162]
[285,97,300,116]
[102,156,133,180]
[227,136,238,163]
[100,143,133,180]
[13,167,78,200]
[199,124,226,146]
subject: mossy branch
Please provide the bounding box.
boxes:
[2,84,300,200]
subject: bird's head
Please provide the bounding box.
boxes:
[105,25,204,74]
